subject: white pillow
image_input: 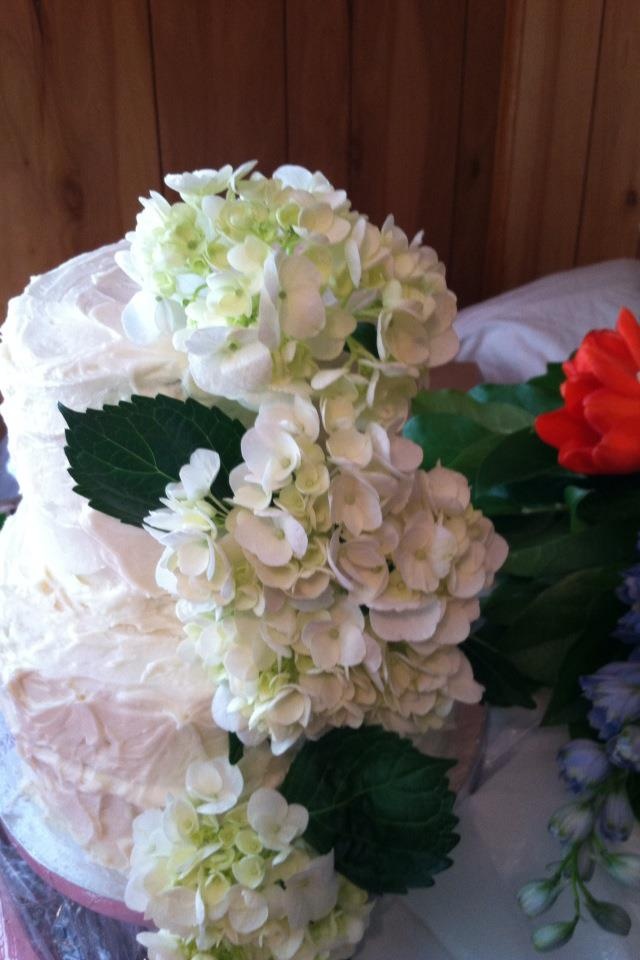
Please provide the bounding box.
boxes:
[455,259,640,382]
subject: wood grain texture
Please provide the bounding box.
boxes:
[448,0,507,306]
[484,0,604,296]
[0,0,160,313]
[577,0,640,265]
[350,0,466,262]
[285,0,350,191]
[150,0,287,181]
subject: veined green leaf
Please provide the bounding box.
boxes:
[412,389,533,433]
[60,394,245,527]
[281,726,458,894]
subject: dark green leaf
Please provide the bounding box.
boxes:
[626,773,640,821]
[503,518,639,579]
[469,364,564,416]
[462,635,537,708]
[564,485,591,533]
[412,390,533,433]
[281,726,458,894]
[585,897,631,936]
[404,413,501,478]
[576,477,640,526]
[350,322,378,357]
[60,394,245,527]
[475,429,568,491]
[542,590,625,725]
[0,513,6,532]
[228,733,244,765]
[500,568,621,654]
[481,577,544,626]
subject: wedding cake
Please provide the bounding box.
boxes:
[0,163,507,960]
[0,243,227,869]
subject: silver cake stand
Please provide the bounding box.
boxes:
[0,705,486,923]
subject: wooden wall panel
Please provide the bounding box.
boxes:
[285,0,350,191]
[150,0,287,182]
[2,1,639,322]
[577,0,640,265]
[350,0,466,263]
[448,0,507,306]
[484,0,604,296]
[0,0,159,312]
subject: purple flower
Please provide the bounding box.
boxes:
[614,609,640,645]
[549,802,594,843]
[581,663,640,739]
[599,789,634,843]
[617,563,640,609]
[608,725,640,772]
[558,739,611,794]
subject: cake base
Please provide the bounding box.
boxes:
[0,704,485,924]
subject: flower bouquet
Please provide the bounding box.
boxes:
[410,308,640,951]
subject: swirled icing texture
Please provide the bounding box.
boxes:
[0,244,225,871]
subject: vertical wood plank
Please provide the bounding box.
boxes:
[0,0,160,313]
[150,0,287,181]
[285,0,350,190]
[350,0,466,262]
[484,0,603,295]
[577,0,640,265]
[448,0,508,306]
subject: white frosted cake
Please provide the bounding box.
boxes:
[0,244,226,869]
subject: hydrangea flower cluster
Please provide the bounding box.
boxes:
[127,749,371,960]
[116,162,458,427]
[146,437,506,753]
[122,162,507,754]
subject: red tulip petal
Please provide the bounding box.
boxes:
[617,308,640,370]
[583,389,640,433]
[579,335,640,395]
[559,446,598,474]
[535,408,599,450]
[592,427,640,474]
[562,375,601,415]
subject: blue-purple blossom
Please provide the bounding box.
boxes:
[614,552,640,645]
[549,802,595,844]
[607,725,640,772]
[599,789,635,843]
[558,739,611,794]
[581,663,640,739]
[614,609,640,646]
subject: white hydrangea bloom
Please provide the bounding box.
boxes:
[128,745,372,960]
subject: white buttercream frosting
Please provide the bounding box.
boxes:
[0,244,224,870]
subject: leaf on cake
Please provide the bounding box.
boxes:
[59,394,245,526]
[281,725,458,894]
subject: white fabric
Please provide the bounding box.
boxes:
[456,259,640,382]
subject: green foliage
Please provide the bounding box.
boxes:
[350,320,379,357]
[461,635,537,708]
[281,726,458,894]
[228,733,244,766]
[60,395,245,527]
[407,369,640,715]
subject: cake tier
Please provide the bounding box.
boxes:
[0,245,222,870]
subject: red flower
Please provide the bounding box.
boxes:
[535,308,640,474]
